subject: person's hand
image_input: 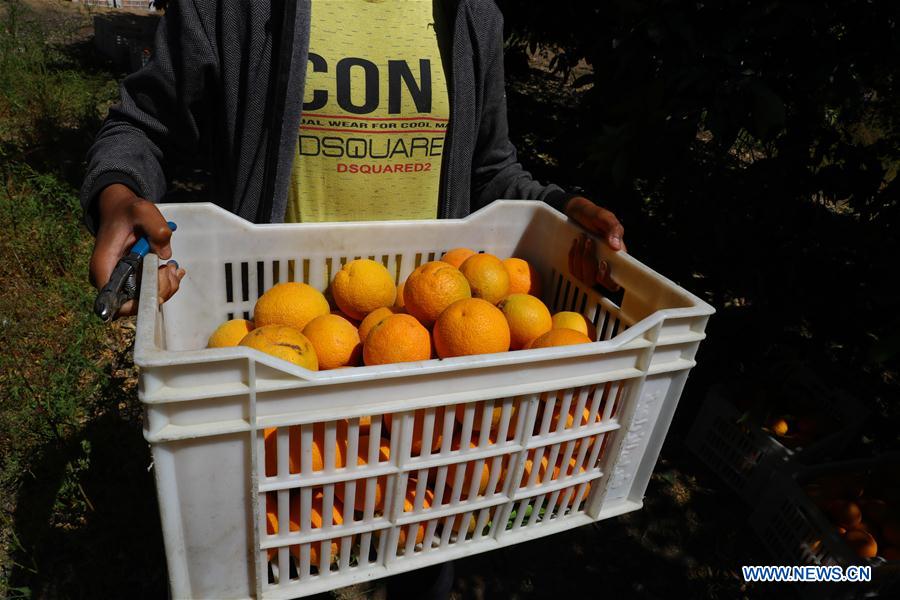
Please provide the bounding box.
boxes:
[89,184,186,318]
[564,196,626,291]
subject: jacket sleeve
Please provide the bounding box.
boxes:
[469,4,574,214]
[79,1,219,234]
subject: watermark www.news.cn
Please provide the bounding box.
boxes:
[742,565,872,583]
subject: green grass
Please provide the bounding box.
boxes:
[0,2,161,597]
[0,1,116,158]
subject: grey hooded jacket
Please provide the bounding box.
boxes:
[80,0,573,230]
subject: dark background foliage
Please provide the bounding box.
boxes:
[499,0,899,436]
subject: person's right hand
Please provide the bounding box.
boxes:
[89,183,186,318]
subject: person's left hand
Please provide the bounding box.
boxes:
[564,196,626,291]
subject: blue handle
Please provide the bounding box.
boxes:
[130,221,177,257]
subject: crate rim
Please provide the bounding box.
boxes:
[134,200,715,382]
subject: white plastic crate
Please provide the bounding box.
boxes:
[686,373,867,504]
[749,455,900,599]
[135,200,714,599]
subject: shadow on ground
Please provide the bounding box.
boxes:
[6,329,168,599]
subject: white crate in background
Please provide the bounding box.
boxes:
[749,454,900,599]
[135,200,714,599]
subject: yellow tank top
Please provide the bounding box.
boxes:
[285,0,449,223]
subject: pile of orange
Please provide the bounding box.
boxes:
[209,251,606,564]
[803,469,900,560]
[263,422,597,560]
[206,250,596,370]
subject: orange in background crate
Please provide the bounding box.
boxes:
[265,492,342,567]
[803,466,900,561]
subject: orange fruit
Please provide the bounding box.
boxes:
[363,313,432,366]
[883,520,900,545]
[498,293,553,350]
[558,481,592,509]
[302,314,362,370]
[331,259,396,321]
[520,454,554,486]
[458,253,510,305]
[451,513,478,536]
[528,328,592,349]
[844,529,878,558]
[358,307,394,342]
[826,500,863,529]
[433,298,510,358]
[384,407,446,454]
[454,402,518,438]
[503,257,541,296]
[331,310,360,327]
[265,491,342,565]
[208,318,255,348]
[545,405,600,432]
[399,487,435,546]
[393,281,406,312]
[253,282,330,331]
[334,435,390,511]
[859,498,891,525]
[441,247,476,269]
[768,417,789,437]
[265,420,382,475]
[447,457,494,499]
[358,415,372,435]
[240,325,318,370]
[404,261,471,327]
[551,311,596,340]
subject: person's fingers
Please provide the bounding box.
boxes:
[131,200,173,260]
[158,262,186,305]
[568,237,577,280]
[596,259,622,292]
[157,263,175,305]
[90,223,138,289]
[590,206,624,251]
[570,236,585,282]
[581,237,599,285]
[117,299,137,317]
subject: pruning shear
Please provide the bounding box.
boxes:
[93,221,177,322]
